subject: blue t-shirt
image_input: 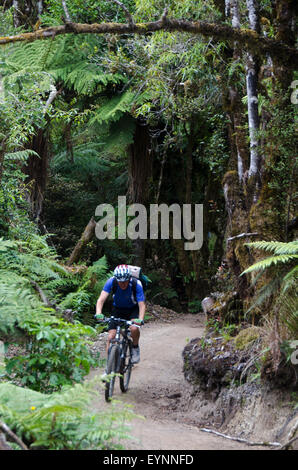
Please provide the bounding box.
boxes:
[103,277,145,308]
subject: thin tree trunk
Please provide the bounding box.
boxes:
[37,1,43,17]
[246,0,261,193]
[156,150,167,203]
[229,0,249,183]
[12,0,21,28]
[65,121,74,163]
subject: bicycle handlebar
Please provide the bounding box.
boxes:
[95,315,144,327]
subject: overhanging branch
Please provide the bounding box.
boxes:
[0,18,297,66]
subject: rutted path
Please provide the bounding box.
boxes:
[89,313,263,450]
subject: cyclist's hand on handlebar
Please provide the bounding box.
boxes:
[94,313,105,321]
[132,318,144,326]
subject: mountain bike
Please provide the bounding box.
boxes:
[97,316,142,402]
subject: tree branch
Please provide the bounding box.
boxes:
[0,19,296,66]
[108,0,135,26]
[200,428,281,448]
[227,232,258,241]
[31,280,55,309]
[160,8,169,24]
[0,421,28,450]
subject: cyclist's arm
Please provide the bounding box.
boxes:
[138,300,146,322]
[96,290,109,315]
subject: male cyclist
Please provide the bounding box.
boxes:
[95,265,145,364]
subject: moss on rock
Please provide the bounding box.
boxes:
[233,326,261,350]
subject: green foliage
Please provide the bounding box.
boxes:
[0,236,98,391]
[42,0,135,26]
[188,299,202,313]
[59,256,111,319]
[242,241,298,337]
[0,381,135,449]
[5,320,97,392]
[90,91,138,126]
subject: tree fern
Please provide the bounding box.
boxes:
[3,34,125,97]
[242,240,298,336]
[64,63,124,95]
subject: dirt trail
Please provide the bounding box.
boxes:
[90,314,263,450]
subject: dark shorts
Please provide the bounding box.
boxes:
[108,305,139,331]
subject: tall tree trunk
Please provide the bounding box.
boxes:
[128,118,152,266]
[219,1,252,299]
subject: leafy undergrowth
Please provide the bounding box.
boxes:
[0,380,136,450]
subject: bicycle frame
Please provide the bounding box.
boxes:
[109,319,133,371]
[97,316,141,401]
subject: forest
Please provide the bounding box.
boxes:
[0,0,297,451]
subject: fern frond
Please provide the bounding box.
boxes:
[246,240,298,255]
[64,64,124,95]
[245,278,280,314]
[0,238,17,251]
[281,266,298,293]
[242,254,298,275]
[4,149,40,162]
[90,91,136,125]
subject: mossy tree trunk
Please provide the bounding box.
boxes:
[219,0,297,317]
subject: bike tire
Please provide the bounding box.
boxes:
[105,344,120,402]
[119,340,133,393]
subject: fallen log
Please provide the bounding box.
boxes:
[66,216,96,266]
[31,281,75,323]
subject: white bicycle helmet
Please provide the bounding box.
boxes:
[113,264,131,282]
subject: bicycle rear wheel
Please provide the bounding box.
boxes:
[119,340,133,393]
[105,344,120,402]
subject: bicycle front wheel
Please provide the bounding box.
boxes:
[119,340,133,393]
[105,344,120,402]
